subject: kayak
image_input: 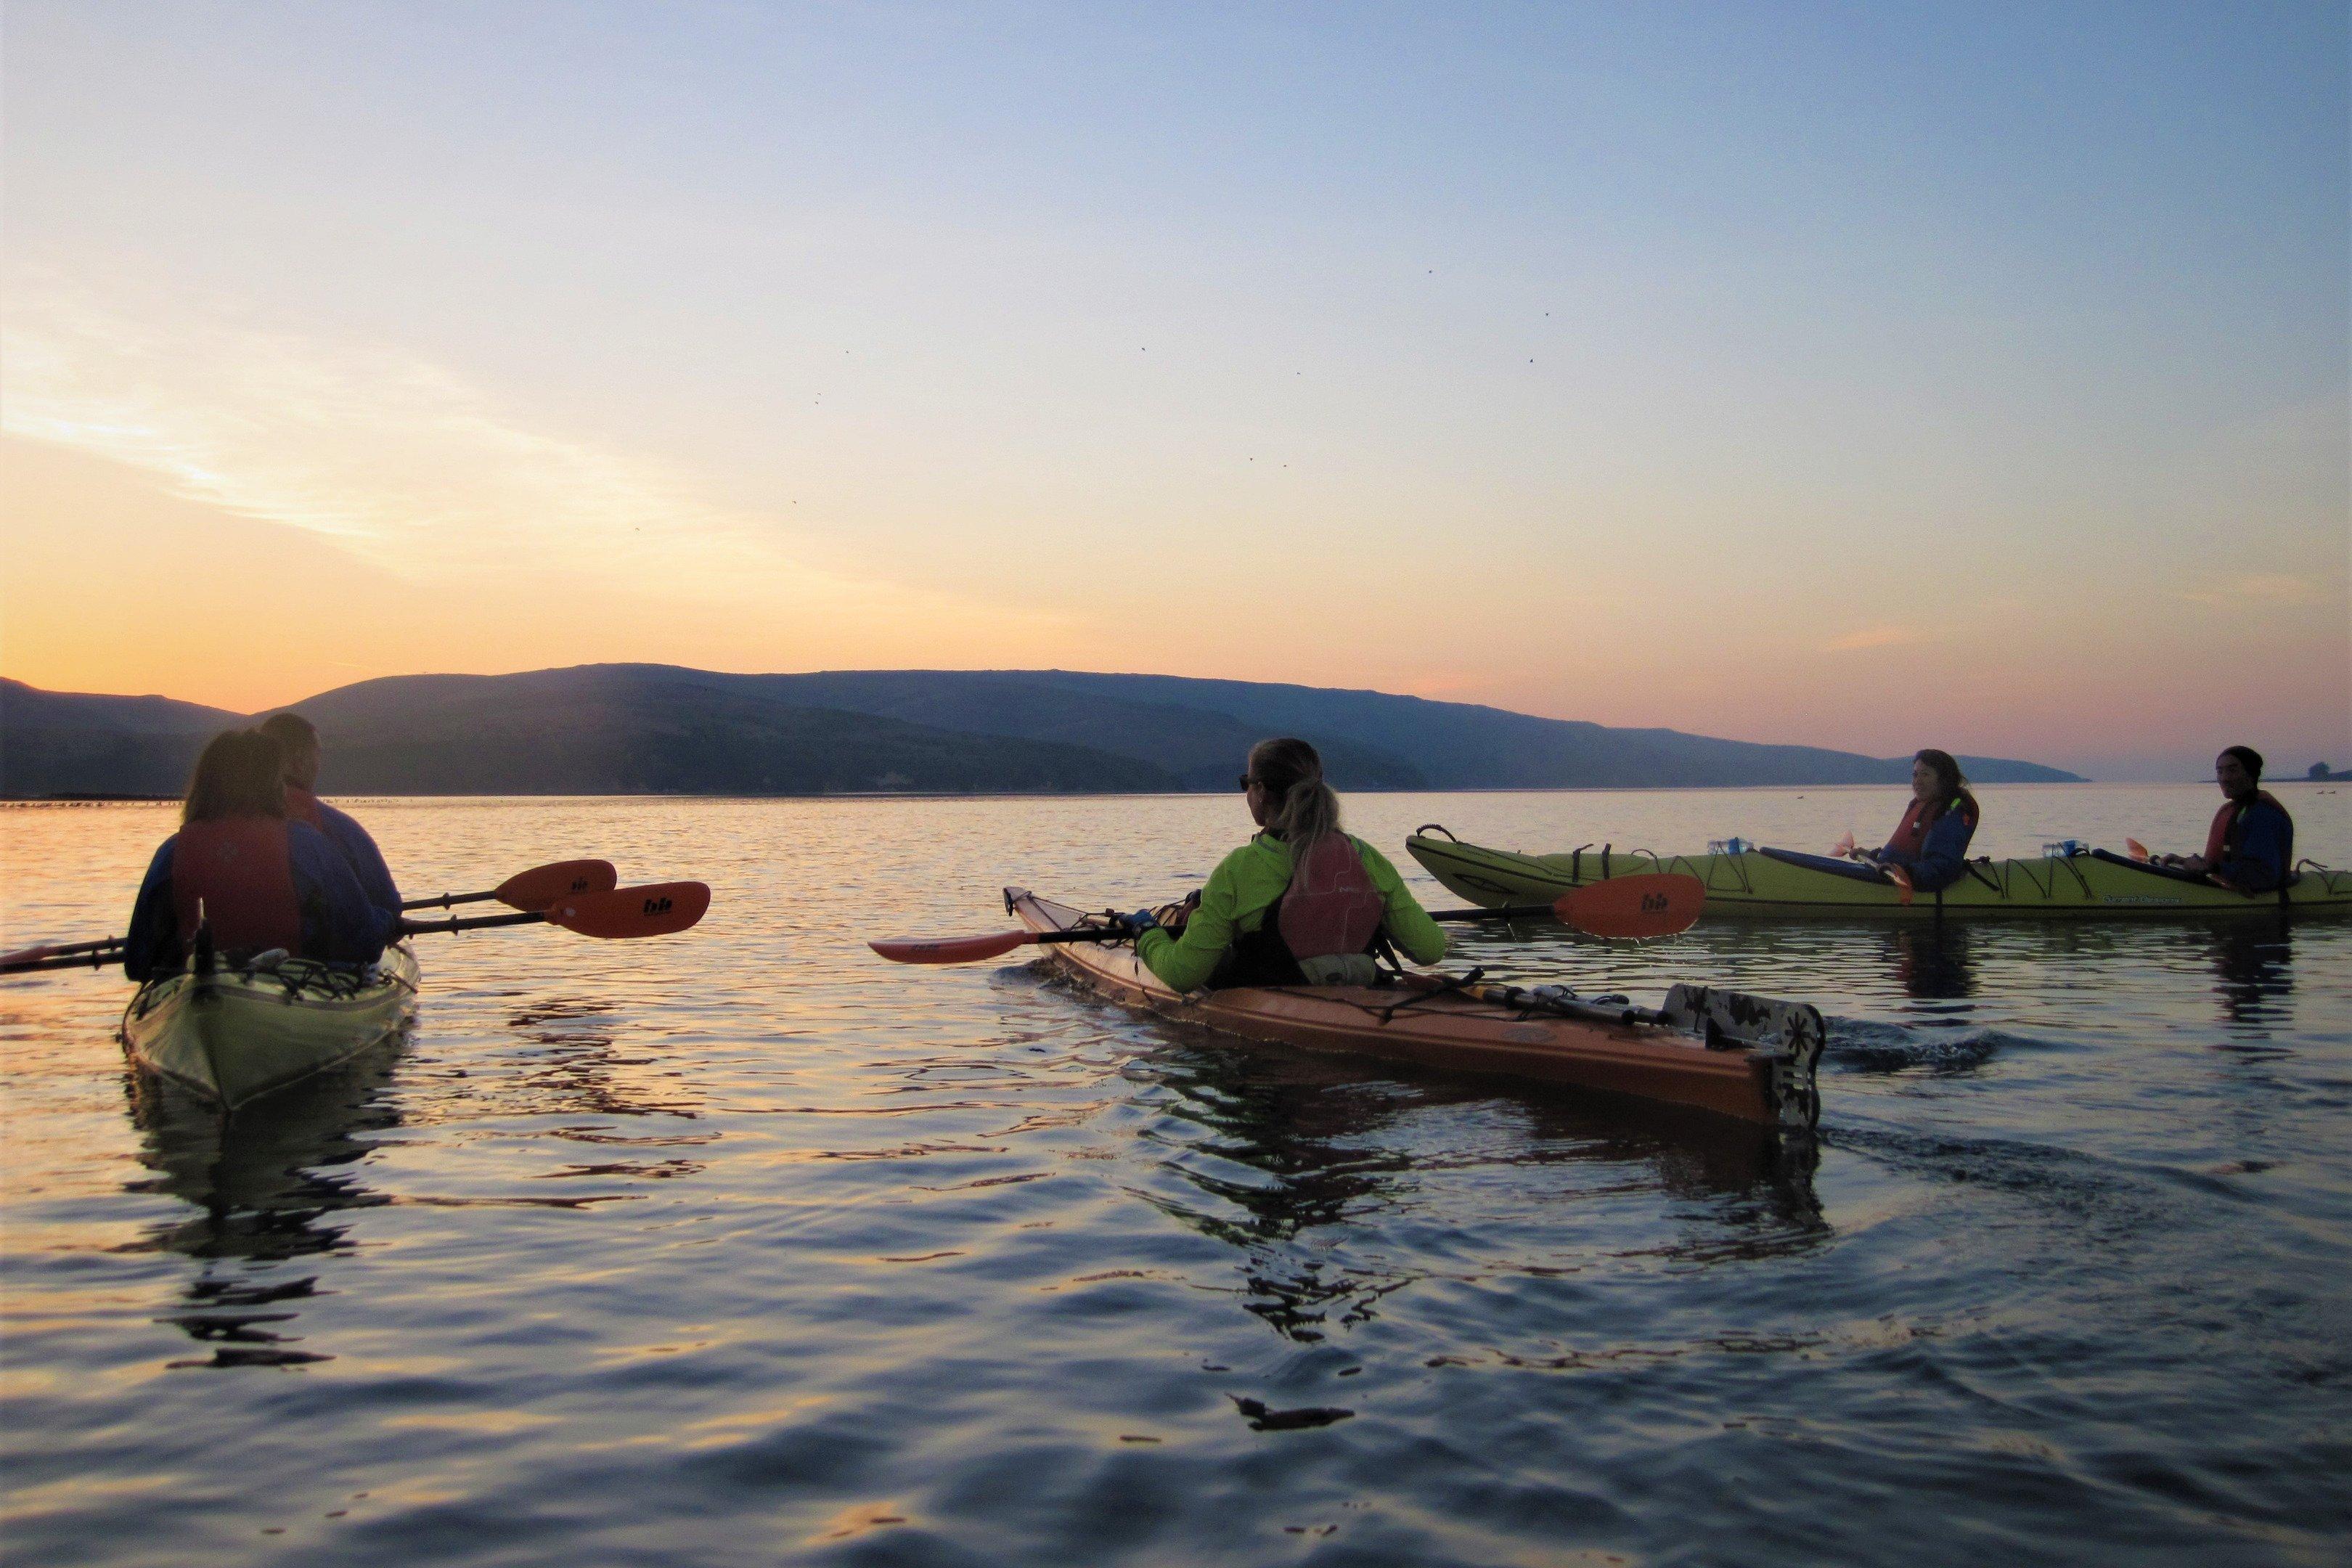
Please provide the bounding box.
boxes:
[121,943,420,1109]
[1407,827,2352,920]
[1006,888,1824,1130]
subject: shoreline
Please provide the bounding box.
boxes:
[8,780,2239,808]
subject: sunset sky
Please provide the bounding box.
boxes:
[4,3,2344,779]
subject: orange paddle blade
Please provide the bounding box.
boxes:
[870,931,1037,965]
[496,858,619,910]
[542,881,710,938]
[1555,873,1704,939]
[2125,838,2151,862]
[1885,865,1914,906]
[1832,831,1856,858]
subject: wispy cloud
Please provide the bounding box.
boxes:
[1,276,1063,639]
[2177,573,2335,608]
[1821,624,1927,653]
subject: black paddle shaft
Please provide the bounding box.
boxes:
[1037,926,1132,944]
[399,889,501,912]
[0,949,123,976]
[29,936,126,957]
[1046,908,1560,941]
[1428,904,1561,923]
[399,909,548,937]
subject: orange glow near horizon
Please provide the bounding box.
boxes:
[7,418,2343,778]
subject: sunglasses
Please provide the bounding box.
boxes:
[1237,774,1257,791]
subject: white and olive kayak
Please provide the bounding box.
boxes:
[1407,828,2352,920]
[121,943,420,1109]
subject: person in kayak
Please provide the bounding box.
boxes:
[259,711,401,911]
[123,729,401,980]
[1850,748,1980,894]
[1122,738,1447,990]
[2157,746,2294,892]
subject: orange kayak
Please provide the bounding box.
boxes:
[1006,888,1823,1130]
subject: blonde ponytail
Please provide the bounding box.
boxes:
[1248,738,1342,852]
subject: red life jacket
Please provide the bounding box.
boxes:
[1887,791,1980,859]
[284,783,325,830]
[171,817,303,957]
[1277,833,1387,963]
[2203,791,2283,864]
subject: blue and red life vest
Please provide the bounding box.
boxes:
[170,817,303,956]
[1887,791,1980,861]
[2204,791,2284,865]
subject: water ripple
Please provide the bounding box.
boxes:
[3,789,2348,1565]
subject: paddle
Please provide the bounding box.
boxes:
[1825,832,1913,905]
[2125,838,2152,862]
[401,881,710,940]
[1,881,711,976]
[1,862,623,963]
[870,926,1128,965]
[0,935,124,968]
[1435,873,1704,939]
[2,944,127,975]
[401,859,618,912]
[870,873,1704,965]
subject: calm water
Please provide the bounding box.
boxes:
[3,785,2348,1567]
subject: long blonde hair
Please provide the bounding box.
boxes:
[1249,738,1342,852]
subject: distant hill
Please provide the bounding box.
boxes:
[0,679,242,796]
[0,665,2083,796]
[0,671,1168,796]
[285,669,1172,795]
[295,666,1427,792]
[0,679,240,735]
[730,669,2078,789]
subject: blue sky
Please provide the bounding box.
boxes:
[4,2,2345,776]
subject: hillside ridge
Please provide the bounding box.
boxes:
[0,667,2084,796]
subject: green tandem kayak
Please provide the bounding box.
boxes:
[1406,828,2352,920]
[121,943,420,1108]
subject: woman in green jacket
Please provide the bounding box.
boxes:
[1127,738,1447,990]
